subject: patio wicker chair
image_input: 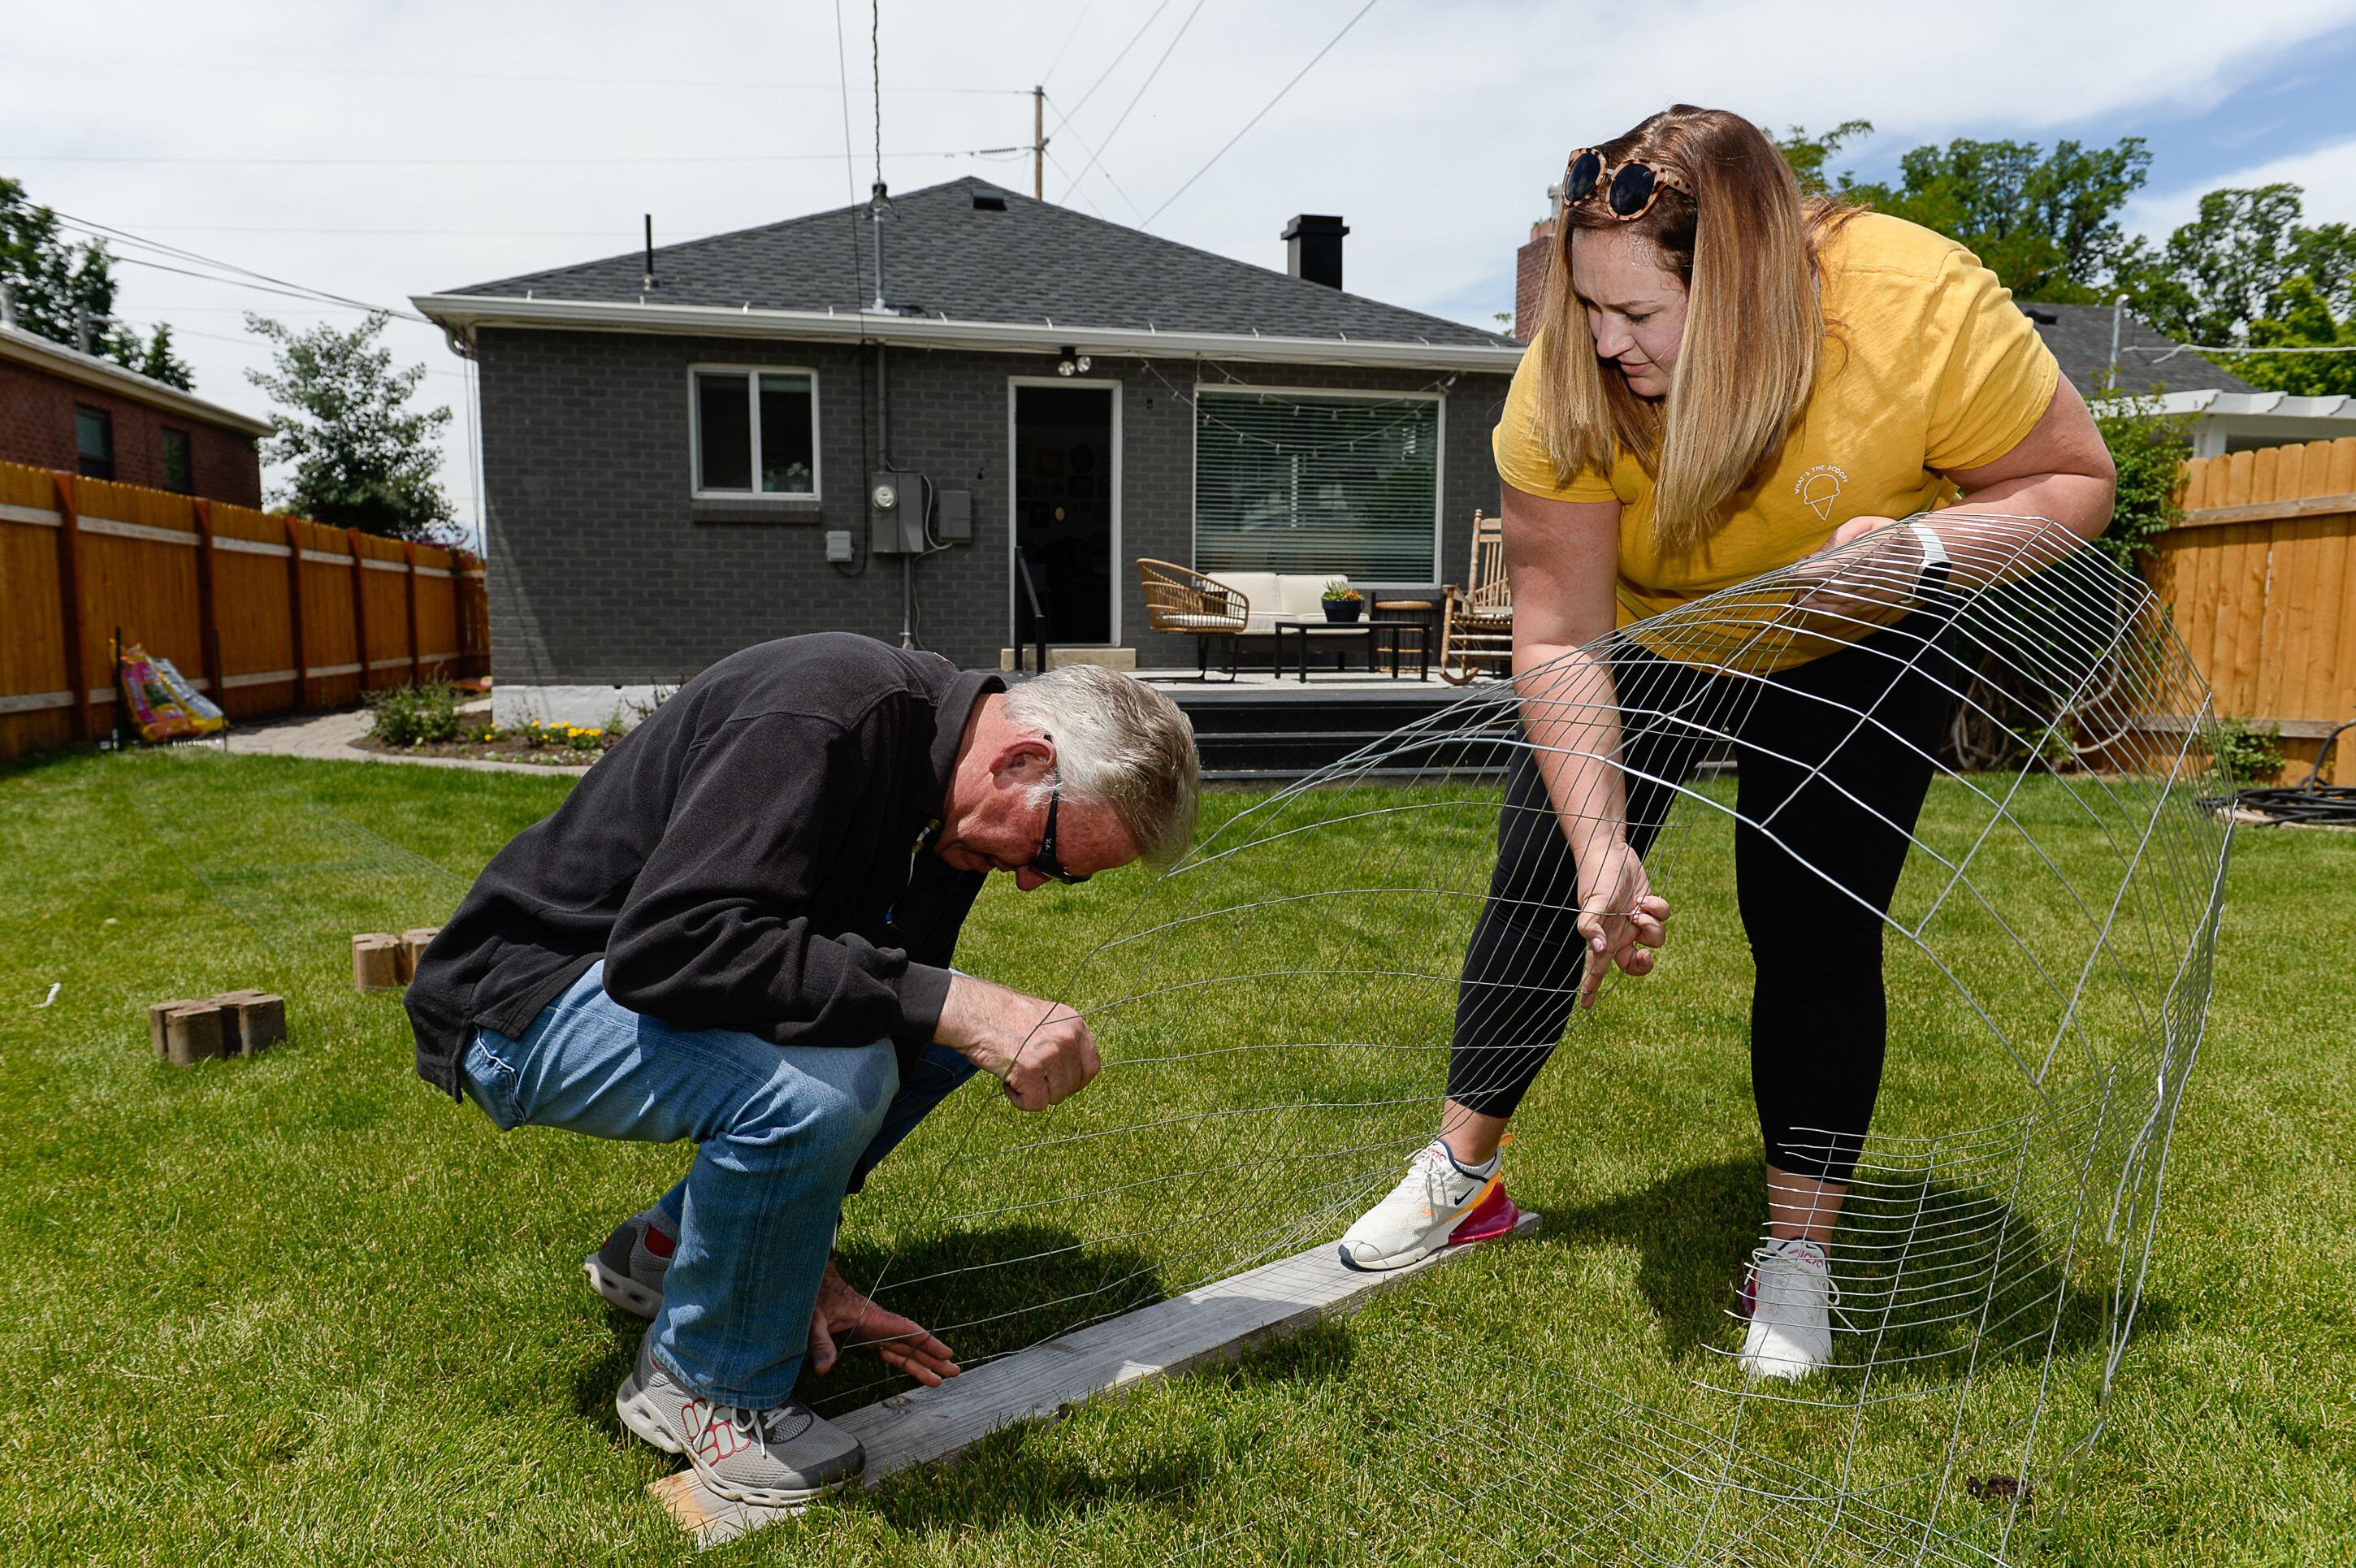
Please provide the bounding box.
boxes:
[1438,509,1513,685]
[1139,557,1250,680]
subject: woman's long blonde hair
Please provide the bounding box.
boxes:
[1534,105,1850,557]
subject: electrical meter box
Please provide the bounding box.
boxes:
[868,470,926,556]
[936,488,972,543]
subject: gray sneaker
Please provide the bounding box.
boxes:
[583,1208,673,1320]
[616,1334,865,1505]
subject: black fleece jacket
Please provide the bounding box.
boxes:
[406,634,1001,1098]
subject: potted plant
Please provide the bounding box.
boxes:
[1321,579,1363,623]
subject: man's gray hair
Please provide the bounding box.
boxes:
[1003,667,1201,868]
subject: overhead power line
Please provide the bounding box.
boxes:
[1146,0,1381,227]
[1038,1,1099,84]
[1061,0,1205,205]
[1040,97,1145,221]
[9,55,1026,93]
[10,149,1015,167]
[1050,0,1176,135]
[49,209,426,323]
[833,0,861,203]
[2127,341,2356,357]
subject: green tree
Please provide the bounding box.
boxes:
[246,310,455,541]
[2117,184,2356,393]
[1773,119,1874,196]
[0,176,193,388]
[2120,184,2307,345]
[1839,136,2152,301]
[2239,275,2356,397]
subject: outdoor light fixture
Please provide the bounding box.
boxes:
[1056,346,1092,377]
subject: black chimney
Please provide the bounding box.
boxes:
[1282,214,1349,289]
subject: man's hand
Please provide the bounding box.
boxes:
[934,973,1102,1111]
[1574,838,1670,1008]
[808,1259,961,1387]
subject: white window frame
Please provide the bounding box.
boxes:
[1187,383,1445,582]
[1006,375,1124,648]
[687,362,822,500]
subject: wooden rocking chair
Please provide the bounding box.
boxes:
[1438,509,1513,685]
[1138,557,1249,680]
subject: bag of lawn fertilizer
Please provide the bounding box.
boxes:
[119,642,226,743]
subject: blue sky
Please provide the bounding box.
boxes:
[9,0,2356,529]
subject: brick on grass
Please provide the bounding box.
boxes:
[163,1003,226,1068]
[210,990,288,1055]
[148,999,200,1059]
[398,927,440,983]
[353,933,402,991]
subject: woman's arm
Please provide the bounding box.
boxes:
[1501,483,1669,1005]
[1932,373,2116,560]
[1803,377,2119,602]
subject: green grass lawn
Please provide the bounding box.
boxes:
[1,745,2349,1565]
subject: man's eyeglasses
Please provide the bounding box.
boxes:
[1028,778,1090,885]
[1563,148,1691,222]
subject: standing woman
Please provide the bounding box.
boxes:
[1336,106,2117,1380]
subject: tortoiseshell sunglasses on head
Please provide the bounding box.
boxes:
[1563,148,1693,220]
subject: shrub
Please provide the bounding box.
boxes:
[2089,388,2195,575]
[368,682,461,747]
[2212,717,2285,786]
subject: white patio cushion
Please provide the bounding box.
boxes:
[1159,612,1247,630]
[1275,574,1332,618]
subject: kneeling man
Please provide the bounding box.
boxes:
[406,635,1198,1505]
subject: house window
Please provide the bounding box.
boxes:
[162,427,194,493]
[691,367,818,496]
[1193,389,1440,578]
[75,405,115,481]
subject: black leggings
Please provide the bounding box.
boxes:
[1445,614,1963,1185]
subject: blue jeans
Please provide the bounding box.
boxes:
[460,961,978,1407]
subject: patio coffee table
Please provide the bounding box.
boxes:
[1271,619,1430,682]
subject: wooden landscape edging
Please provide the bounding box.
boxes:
[651,1210,1540,1549]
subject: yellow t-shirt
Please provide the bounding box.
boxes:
[1492,212,2059,652]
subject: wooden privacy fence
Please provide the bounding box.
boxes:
[2152,435,2356,785]
[0,459,487,764]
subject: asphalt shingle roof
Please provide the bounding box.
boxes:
[444,178,1511,350]
[2021,301,2258,397]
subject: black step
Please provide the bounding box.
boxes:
[1158,682,1513,780]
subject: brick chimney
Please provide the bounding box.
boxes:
[1283,214,1349,289]
[1513,187,1561,342]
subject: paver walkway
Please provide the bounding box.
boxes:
[222,704,585,778]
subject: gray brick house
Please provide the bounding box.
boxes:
[413,179,1521,722]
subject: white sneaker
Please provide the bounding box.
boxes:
[1738,1237,1838,1381]
[1336,1140,1507,1272]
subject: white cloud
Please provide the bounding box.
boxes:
[8,0,2356,535]
[2127,132,2356,239]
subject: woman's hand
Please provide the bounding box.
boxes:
[808,1258,962,1387]
[1789,514,1927,622]
[1574,838,1670,1008]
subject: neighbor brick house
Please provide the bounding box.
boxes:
[413,179,1521,722]
[0,320,266,504]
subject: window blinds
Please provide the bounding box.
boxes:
[1193,390,1440,578]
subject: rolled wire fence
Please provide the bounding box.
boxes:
[828,515,2229,1564]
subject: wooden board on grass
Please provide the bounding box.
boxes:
[649,1208,1540,1547]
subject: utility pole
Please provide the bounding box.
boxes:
[1033,84,1046,200]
